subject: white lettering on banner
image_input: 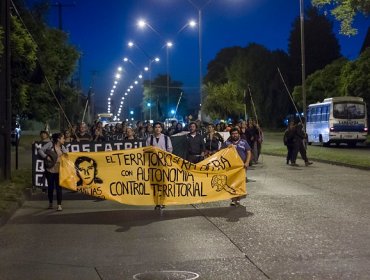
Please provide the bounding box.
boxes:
[81,144,90,152]
[35,159,44,172]
[34,143,42,155]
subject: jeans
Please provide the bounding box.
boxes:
[45,171,62,205]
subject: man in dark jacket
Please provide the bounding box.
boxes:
[185,122,205,163]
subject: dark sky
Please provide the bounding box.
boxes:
[26,0,369,118]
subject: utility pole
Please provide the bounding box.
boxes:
[51,2,75,130]
[0,0,11,180]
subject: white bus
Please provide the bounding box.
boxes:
[96,113,113,126]
[306,96,368,146]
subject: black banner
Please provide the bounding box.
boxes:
[32,140,146,188]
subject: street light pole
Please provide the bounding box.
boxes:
[187,0,212,121]
[165,42,173,116]
[148,57,159,121]
[300,0,306,128]
[198,9,203,120]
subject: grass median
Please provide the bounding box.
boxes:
[261,131,370,169]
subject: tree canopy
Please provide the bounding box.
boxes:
[312,0,370,35]
[6,0,81,126]
[289,7,341,87]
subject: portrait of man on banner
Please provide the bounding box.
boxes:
[75,156,103,187]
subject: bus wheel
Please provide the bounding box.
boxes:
[348,142,356,148]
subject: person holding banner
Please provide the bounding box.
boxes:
[222,127,251,206]
[146,122,173,153]
[204,123,223,157]
[38,132,67,211]
[146,122,173,210]
[185,122,205,164]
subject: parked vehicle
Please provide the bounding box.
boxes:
[306,96,368,147]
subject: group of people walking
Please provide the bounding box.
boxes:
[37,118,263,211]
[283,120,313,167]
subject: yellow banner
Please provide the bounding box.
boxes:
[60,146,246,206]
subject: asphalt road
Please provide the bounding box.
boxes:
[1,155,370,280]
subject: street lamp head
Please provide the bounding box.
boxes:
[144,67,149,71]
[166,41,173,48]
[154,57,160,62]
[137,19,146,28]
[128,41,134,47]
[189,20,197,28]
[123,57,129,62]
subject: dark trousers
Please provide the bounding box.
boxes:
[290,143,300,163]
[286,145,294,163]
[45,172,62,205]
[299,140,309,162]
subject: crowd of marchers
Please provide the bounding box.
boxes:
[36,118,264,211]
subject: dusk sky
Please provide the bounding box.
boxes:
[26,0,369,115]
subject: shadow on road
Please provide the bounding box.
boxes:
[10,191,254,232]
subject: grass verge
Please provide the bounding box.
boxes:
[262,131,370,169]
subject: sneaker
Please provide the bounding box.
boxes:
[230,201,236,207]
[48,203,53,209]
[291,163,299,167]
[305,161,313,166]
[154,205,165,210]
[57,205,62,211]
[235,200,240,206]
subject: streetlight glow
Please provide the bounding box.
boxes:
[137,19,146,28]
[189,20,196,27]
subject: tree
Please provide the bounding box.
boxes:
[292,57,348,106]
[204,46,243,85]
[143,74,184,121]
[9,0,80,126]
[312,0,370,35]
[339,48,370,113]
[203,82,244,120]
[10,15,38,116]
[288,7,341,87]
[204,43,293,127]
[293,48,370,119]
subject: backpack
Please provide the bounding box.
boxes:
[44,148,58,169]
[150,134,169,151]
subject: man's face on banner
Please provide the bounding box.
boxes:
[77,160,95,185]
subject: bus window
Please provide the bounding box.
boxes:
[334,102,365,119]
[317,106,322,122]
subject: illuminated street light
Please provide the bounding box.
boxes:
[165,41,173,113]
[187,0,213,121]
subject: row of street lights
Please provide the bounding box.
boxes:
[134,18,197,120]
[106,0,306,123]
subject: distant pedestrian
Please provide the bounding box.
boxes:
[295,121,313,166]
[283,121,296,165]
[38,132,67,211]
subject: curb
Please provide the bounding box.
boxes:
[0,188,31,227]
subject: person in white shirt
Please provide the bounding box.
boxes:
[146,122,173,153]
[146,122,173,210]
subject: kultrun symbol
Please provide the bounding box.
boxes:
[211,175,236,194]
